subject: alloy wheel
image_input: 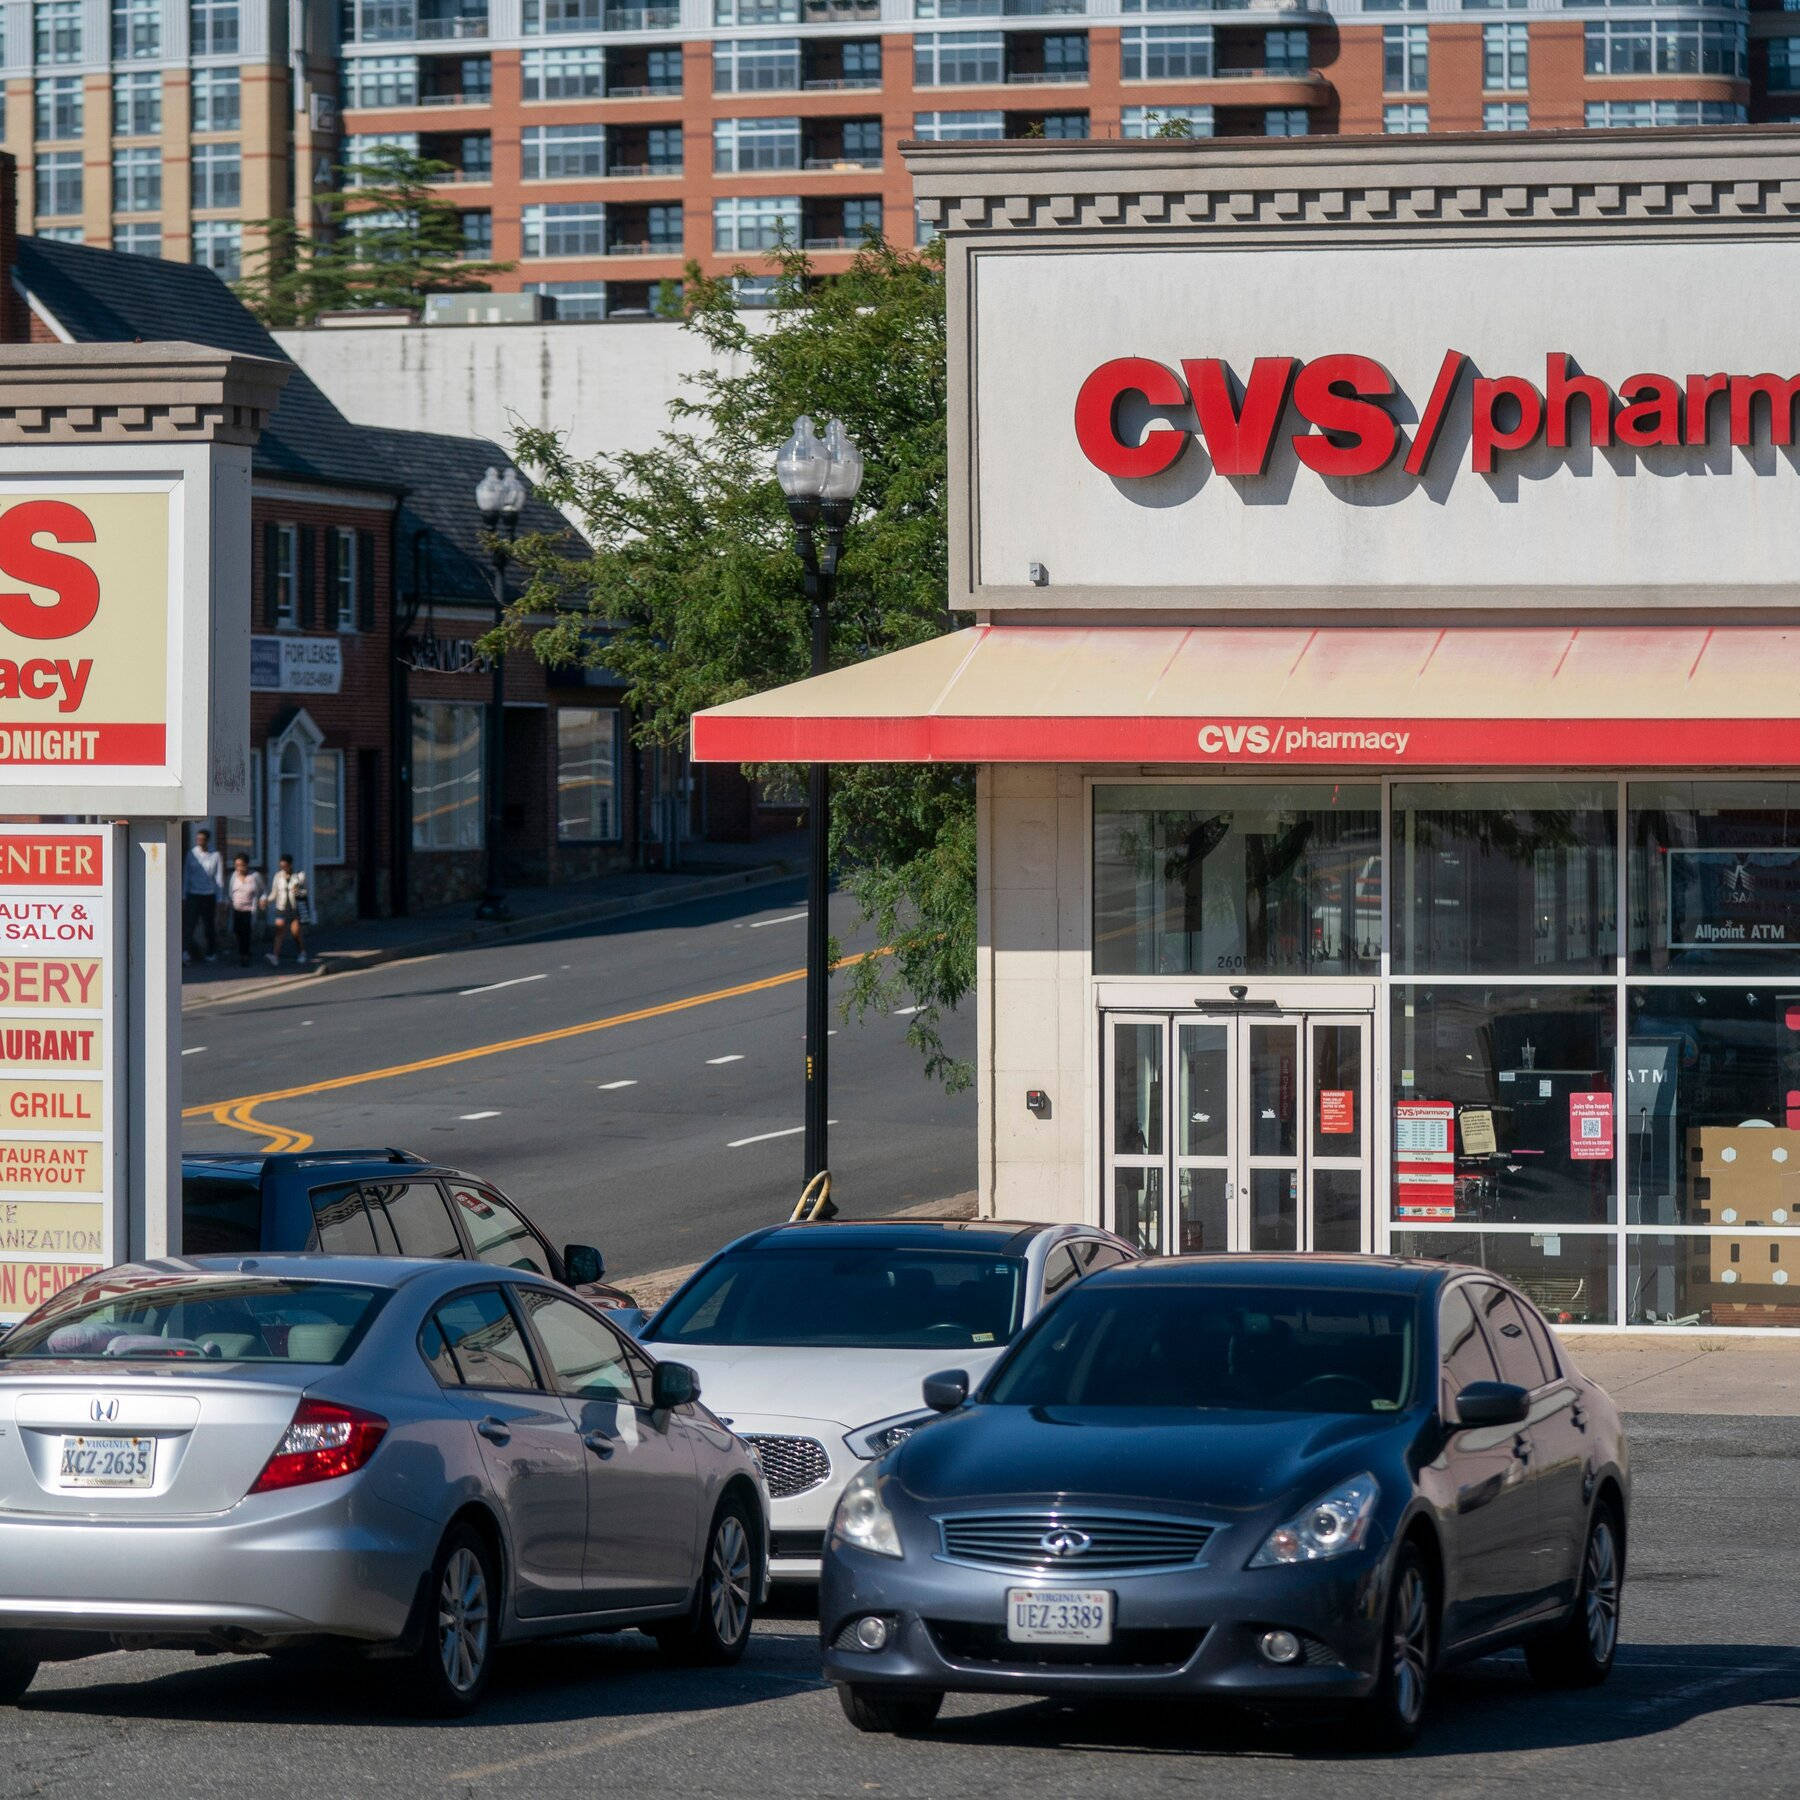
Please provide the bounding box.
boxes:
[438,1546,491,1694]
[1584,1519,1620,1663]
[708,1514,752,1647]
[1390,1563,1430,1725]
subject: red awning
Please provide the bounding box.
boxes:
[690,624,1800,768]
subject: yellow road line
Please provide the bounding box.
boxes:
[185,950,887,1139]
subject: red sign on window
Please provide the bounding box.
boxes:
[1569,1092,1614,1161]
[1319,1089,1355,1136]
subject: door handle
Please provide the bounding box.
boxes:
[1511,1435,1532,1463]
[581,1431,615,1459]
[476,1417,511,1445]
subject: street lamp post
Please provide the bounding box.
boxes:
[475,464,527,922]
[775,417,865,1189]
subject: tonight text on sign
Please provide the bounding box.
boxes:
[1073,351,1800,481]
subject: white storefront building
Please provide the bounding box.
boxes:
[695,128,1800,1331]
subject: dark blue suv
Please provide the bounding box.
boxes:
[179,1149,634,1307]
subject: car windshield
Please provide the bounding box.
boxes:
[0,1278,384,1366]
[650,1247,1028,1350]
[985,1284,1419,1415]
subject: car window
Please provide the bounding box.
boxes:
[1519,1300,1562,1382]
[1438,1283,1501,1410]
[368,1180,461,1260]
[1042,1245,1081,1297]
[307,1183,377,1255]
[517,1289,646,1404]
[1077,1241,1133,1273]
[449,1184,552,1278]
[431,1288,541,1391]
[419,1316,462,1386]
[1475,1284,1550,1390]
[181,1174,262,1254]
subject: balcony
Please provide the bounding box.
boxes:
[605,240,683,256]
[804,0,881,16]
[606,161,683,176]
[605,4,680,26]
[803,154,882,169]
[416,17,489,40]
[1006,68,1085,81]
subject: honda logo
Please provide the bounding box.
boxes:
[1039,1527,1093,1559]
[89,1398,118,1423]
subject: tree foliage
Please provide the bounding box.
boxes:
[236,146,514,327]
[502,240,976,1088]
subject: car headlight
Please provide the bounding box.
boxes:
[845,1410,935,1460]
[831,1464,903,1559]
[1248,1473,1379,1568]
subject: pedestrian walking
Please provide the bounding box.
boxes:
[182,829,223,964]
[265,855,310,967]
[227,855,264,968]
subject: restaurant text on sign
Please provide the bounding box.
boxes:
[1074,352,1800,484]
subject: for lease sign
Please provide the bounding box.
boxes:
[0,488,169,770]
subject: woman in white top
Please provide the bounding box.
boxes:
[265,855,309,967]
[227,856,265,968]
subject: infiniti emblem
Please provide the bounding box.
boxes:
[1040,1527,1093,1559]
[89,1399,119,1423]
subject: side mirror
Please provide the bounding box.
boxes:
[1453,1380,1530,1429]
[922,1368,970,1413]
[563,1243,604,1286]
[652,1360,700,1410]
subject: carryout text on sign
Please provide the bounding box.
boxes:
[1075,351,1800,483]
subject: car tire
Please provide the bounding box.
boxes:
[404,1522,499,1717]
[0,1637,37,1705]
[837,1683,944,1736]
[1354,1540,1434,1752]
[652,1498,758,1667]
[1525,1503,1622,1690]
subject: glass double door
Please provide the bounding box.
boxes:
[1106,1011,1372,1257]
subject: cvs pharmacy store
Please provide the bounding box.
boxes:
[695,128,1800,1331]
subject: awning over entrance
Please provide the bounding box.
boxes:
[690,625,1800,768]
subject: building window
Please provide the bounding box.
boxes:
[460,209,492,257]
[193,67,242,132]
[713,194,800,253]
[1265,107,1308,137]
[524,0,605,27]
[113,146,163,213]
[1039,113,1087,139]
[1363,0,1427,9]
[193,219,243,280]
[347,56,418,108]
[839,196,883,238]
[713,38,802,93]
[913,109,1005,141]
[521,46,605,99]
[190,1,241,57]
[523,122,607,179]
[914,202,939,248]
[557,708,622,842]
[522,201,606,257]
[34,152,82,219]
[1585,99,1746,128]
[34,75,82,143]
[1585,20,1745,79]
[313,750,345,867]
[113,220,162,256]
[713,116,800,173]
[1265,28,1308,75]
[524,279,608,320]
[714,0,798,19]
[35,227,84,243]
[1119,104,1213,138]
[114,71,163,137]
[332,530,358,630]
[411,702,485,851]
[1483,100,1529,131]
[1383,23,1429,92]
[1768,36,1800,91]
[1383,103,1430,134]
[344,132,419,183]
[34,2,83,63]
[112,0,160,58]
[914,29,1004,85]
[193,143,242,211]
[273,524,299,627]
[1120,26,1212,82]
[1483,21,1527,89]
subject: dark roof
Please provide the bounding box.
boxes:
[1087,1255,1448,1293]
[13,237,403,495]
[361,424,581,608]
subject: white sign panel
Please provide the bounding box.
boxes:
[971,240,1800,608]
[251,635,343,694]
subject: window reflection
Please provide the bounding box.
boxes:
[1392,1229,1614,1325]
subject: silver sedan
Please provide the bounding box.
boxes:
[0,1255,770,1714]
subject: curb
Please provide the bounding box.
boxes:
[180,860,803,1013]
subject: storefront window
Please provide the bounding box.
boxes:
[312,749,343,866]
[1394,781,1616,975]
[1093,783,1380,977]
[1390,1229,1615,1325]
[1628,780,1800,974]
[411,702,484,851]
[556,707,621,842]
[1392,984,1616,1224]
[1627,1233,1795,1328]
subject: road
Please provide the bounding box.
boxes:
[180,879,976,1281]
[0,1412,1792,1798]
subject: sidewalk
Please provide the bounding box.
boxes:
[181,833,807,1012]
[1557,1332,1800,1416]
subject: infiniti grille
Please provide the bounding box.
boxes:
[938,1511,1213,1573]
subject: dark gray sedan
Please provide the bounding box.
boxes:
[0,1256,769,1714]
[820,1256,1627,1748]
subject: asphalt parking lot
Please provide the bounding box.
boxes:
[0,1412,1793,1799]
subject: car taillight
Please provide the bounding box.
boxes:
[249,1397,387,1494]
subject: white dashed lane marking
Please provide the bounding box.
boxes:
[707,1054,745,1065]
[460,973,548,997]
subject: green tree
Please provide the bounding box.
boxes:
[503,240,976,1089]
[236,145,514,327]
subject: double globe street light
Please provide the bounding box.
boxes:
[775,417,865,1192]
[474,464,528,922]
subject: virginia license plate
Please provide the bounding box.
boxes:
[58,1435,153,1489]
[1006,1587,1113,1645]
